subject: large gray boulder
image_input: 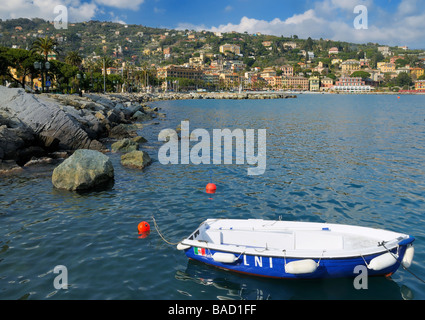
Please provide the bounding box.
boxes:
[0,87,104,152]
[52,149,114,191]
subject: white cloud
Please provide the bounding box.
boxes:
[154,7,166,14]
[224,5,233,12]
[0,0,144,22]
[0,0,98,22]
[68,2,98,22]
[284,9,320,24]
[108,11,127,24]
[397,0,418,15]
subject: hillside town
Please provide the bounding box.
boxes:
[1,18,425,94]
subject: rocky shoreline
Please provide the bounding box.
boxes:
[0,86,159,176]
[0,86,297,178]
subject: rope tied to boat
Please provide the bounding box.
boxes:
[282,249,325,267]
[152,215,183,246]
[379,241,425,284]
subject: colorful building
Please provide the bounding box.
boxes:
[156,65,203,81]
[309,76,320,91]
[328,47,339,55]
[219,44,241,55]
[410,68,424,79]
[320,77,334,91]
[332,77,373,92]
[377,62,396,73]
[415,80,425,91]
[341,59,360,73]
[284,76,309,91]
[279,65,294,77]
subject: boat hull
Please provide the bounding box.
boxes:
[183,241,413,279]
[179,219,415,279]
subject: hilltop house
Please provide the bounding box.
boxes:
[219,44,241,55]
[329,47,339,55]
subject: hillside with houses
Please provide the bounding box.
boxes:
[1,18,425,93]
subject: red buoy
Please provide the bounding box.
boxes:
[206,183,217,194]
[137,221,151,234]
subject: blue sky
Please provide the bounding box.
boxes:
[1,0,424,48]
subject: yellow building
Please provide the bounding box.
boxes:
[415,80,425,90]
[283,76,309,91]
[410,68,424,79]
[377,62,396,73]
[156,65,203,80]
[309,76,320,91]
[260,67,276,78]
[219,44,241,55]
[341,59,360,73]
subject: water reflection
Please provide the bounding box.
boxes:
[177,257,411,300]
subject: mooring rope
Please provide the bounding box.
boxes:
[380,242,425,284]
[151,215,182,246]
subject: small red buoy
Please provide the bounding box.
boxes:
[206,183,217,194]
[138,221,150,234]
[397,96,400,99]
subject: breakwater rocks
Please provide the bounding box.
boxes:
[0,86,160,174]
[134,91,297,102]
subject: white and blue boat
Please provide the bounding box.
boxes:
[177,219,415,279]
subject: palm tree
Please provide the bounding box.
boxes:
[31,36,60,92]
[65,51,82,67]
[96,56,114,72]
[31,36,60,62]
[94,56,114,93]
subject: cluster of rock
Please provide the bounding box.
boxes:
[133,91,297,102]
[0,86,160,177]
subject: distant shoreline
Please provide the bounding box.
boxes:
[91,90,425,103]
[129,90,424,101]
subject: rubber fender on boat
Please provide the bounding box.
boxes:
[177,243,191,250]
[212,252,238,263]
[284,259,317,274]
[368,252,398,271]
[402,245,414,268]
